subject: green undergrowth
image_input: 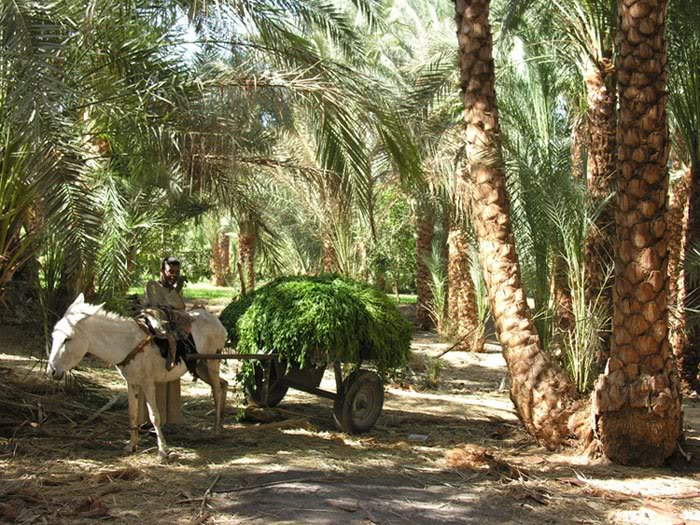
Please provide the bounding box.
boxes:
[128,282,237,300]
[219,275,412,374]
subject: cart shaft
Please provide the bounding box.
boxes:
[185,353,277,361]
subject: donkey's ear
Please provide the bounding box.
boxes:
[71,293,85,307]
[84,302,105,316]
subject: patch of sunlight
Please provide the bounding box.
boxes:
[612,506,700,525]
[0,353,35,362]
[227,455,273,465]
[386,388,517,419]
[679,508,699,522]
[440,350,507,370]
[389,294,417,305]
[280,429,361,448]
[581,473,700,498]
[57,458,113,471]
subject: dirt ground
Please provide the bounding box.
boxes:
[2,309,700,524]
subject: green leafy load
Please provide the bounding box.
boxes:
[219,275,412,372]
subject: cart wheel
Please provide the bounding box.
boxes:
[333,370,384,434]
[245,361,289,408]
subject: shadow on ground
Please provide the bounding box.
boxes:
[3,326,700,524]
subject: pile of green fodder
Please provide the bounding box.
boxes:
[219,275,412,373]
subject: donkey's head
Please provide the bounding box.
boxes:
[47,293,104,380]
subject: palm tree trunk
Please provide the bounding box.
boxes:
[593,0,682,466]
[584,62,617,365]
[238,216,256,292]
[448,226,484,352]
[680,162,700,392]
[667,168,691,389]
[455,0,584,449]
[415,205,434,330]
[321,226,337,273]
[210,230,229,287]
[571,115,587,181]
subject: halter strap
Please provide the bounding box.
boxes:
[117,322,153,367]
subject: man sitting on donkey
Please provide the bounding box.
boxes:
[142,257,196,372]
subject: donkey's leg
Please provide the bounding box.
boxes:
[196,361,226,432]
[141,381,169,459]
[124,382,140,453]
[219,377,228,427]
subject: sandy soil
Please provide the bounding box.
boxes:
[2,319,700,525]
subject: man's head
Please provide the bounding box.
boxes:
[161,256,181,286]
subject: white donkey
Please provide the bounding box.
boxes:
[47,293,228,459]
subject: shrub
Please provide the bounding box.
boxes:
[219,275,412,373]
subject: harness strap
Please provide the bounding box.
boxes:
[117,325,153,367]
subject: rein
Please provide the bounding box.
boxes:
[116,323,153,367]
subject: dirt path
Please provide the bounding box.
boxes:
[2,325,700,524]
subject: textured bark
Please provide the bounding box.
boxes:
[447,230,461,326]
[571,117,588,181]
[210,231,230,287]
[667,169,691,389]
[593,0,682,466]
[680,162,700,392]
[585,63,617,201]
[440,210,451,330]
[238,217,256,292]
[455,0,584,449]
[415,206,435,331]
[321,226,337,273]
[447,227,484,352]
[584,63,617,365]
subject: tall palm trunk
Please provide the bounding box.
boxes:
[455,0,583,449]
[415,205,434,330]
[210,230,230,287]
[571,116,588,181]
[584,62,617,365]
[680,162,700,391]
[667,168,690,388]
[321,225,337,273]
[238,216,256,292]
[593,0,681,466]
[447,226,484,352]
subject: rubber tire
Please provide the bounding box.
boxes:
[245,361,289,408]
[333,370,384,434]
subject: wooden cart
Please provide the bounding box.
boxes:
[187,352,385,434]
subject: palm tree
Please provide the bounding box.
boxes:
[237,212,257,291]
[207,214,232,287]
[592,0,681,466]
[447,221,484,351]
[373,1,465,331]
[667,169,690,378]
[668,0,700,392]
[454,0,584,448]
[414,200,435,329]
[2,0,403,307]
[0,0,104,309]
[546,0,617,363]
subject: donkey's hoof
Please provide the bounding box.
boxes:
[158,449,176,462]
[123,443,137,454]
